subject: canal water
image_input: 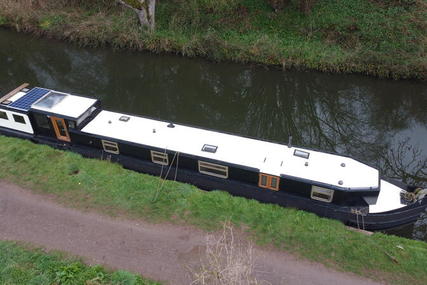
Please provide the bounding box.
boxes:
[1,28,426,239]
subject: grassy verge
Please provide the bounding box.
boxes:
[0,0,425,79]
[0,135,427,284]
[0,241,159,285]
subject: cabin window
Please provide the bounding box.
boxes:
[52,118,68,138]
[258,173,280,191]
[294,149,310,159]
[68,121,76,129]
[151,150,169,166]
[260,174,268,187]
[0,111,8,120]
[34,113,50,128]
[311,186,334,203]
[13,114,25,124]
[270,177,278,189]
[198,161,228,179]
[102,140,119,154]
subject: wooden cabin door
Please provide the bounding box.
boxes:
[50,116,71,142]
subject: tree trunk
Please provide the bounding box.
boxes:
[117,0,156,32]
[146,0,155,32]
[137,9,149,28]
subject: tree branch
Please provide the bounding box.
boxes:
[116,0,138,12]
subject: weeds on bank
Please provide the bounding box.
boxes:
[0,0,425,79]
[0,241,159,285]
[0,136,427,284]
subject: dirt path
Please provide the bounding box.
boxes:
[0,182,381,285]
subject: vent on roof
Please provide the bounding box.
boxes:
[119,115,130,122]
[202,144,218,153]
[294,149,310,159]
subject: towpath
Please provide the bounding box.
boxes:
[0,182,381,285]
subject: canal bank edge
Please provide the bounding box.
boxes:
[0,135,426,285]
[0,0,425,80]
[0,241,160,285]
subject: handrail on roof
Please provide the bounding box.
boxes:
[0,83,29,104]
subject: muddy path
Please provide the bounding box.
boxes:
[0,182,381,284]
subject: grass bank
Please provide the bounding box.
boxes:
[0,136,427,284]
[0,241,159,285]
[0,0,425,79]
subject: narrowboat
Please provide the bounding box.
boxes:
[1,84,426,230]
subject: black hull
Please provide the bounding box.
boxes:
[3,128,426,232]
[61,141,427,231]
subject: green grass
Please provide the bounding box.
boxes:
[0,241,159,285]
[0,135,427,284]
[0,0,425,79]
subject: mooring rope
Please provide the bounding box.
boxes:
[353,208,366,230]
[152,150,178,202]
[152,148,168,202]
[361,211,365,230]
[356,211,360,229]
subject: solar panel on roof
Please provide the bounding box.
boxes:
[9,87,50,111]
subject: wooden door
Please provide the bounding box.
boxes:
[50,116,70,142]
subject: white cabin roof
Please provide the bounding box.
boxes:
[81,110,379,190]
[31,91,97,119]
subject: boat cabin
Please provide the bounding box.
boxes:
[0,84,99,142]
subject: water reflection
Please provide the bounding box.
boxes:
[1,28,426,238]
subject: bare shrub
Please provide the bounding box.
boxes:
[191,221,265,285]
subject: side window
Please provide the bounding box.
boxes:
[270,176,279,189]
[68,121,76,129]
[34,113,50,129]
[198,161,228,178]
[13,114,26,124]
[258,173,280,191]
[259,174,268,187]
[311,186,334,203]
[102,140,119,154]
[150,150,169,166]
[0,111,8,120]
